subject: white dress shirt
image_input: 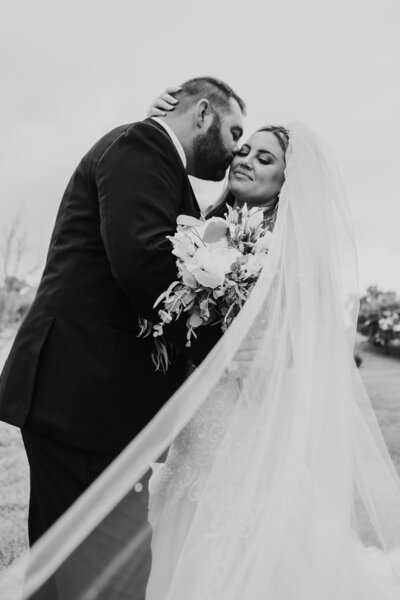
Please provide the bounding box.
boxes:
[151,117,187,168]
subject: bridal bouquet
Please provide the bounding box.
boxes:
[139,204,276,371]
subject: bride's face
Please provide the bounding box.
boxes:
[228,131,286,207]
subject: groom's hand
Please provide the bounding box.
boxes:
[146,86,182,117]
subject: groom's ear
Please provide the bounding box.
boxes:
[194,99,213,130]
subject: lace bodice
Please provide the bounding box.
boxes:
[149,376,240,510]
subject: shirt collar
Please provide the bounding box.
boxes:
[151,117,187,168]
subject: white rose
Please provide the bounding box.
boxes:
[186,242,241,289]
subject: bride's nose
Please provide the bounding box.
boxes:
[238,155,253,170]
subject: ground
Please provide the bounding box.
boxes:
[0,332,399,592]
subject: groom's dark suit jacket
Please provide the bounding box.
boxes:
[0,119,219,454]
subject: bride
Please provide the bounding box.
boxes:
[19,96,400,600]
[143,93,400,599]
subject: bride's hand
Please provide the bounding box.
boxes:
[146,86,182,117]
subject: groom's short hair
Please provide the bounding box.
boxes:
[178,77,246,115]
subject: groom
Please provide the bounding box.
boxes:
[0,76,245,598]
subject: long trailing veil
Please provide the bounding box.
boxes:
[6,121,400,599]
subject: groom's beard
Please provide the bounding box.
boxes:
[192,121,232,182]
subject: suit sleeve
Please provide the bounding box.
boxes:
[96,122,219,362]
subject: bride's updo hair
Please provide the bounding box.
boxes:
[256,125,290,158]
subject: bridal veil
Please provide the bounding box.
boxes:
[12,121,400,599]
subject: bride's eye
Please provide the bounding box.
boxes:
[236,148,249,157]
[258,154,272,165]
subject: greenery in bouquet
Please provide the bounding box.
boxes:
[139,203,277,371]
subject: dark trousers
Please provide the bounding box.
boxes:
[22,429,152,600]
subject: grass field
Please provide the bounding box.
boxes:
[0,423,29,571]
[0,331,30,587]
[0,334,399,594]
[355,338,400,473]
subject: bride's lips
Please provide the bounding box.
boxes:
[233,169,253,181]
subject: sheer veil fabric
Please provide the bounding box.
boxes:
[18,121,400,599]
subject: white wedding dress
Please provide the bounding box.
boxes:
[146,376,400,600]
[144,122,400,599]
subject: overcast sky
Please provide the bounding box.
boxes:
[0,0,399,293]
